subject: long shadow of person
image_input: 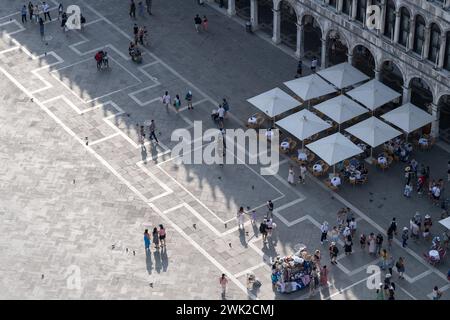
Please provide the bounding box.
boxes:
[145,249,153,275]
[161,246,169,272]
[141,144,147,164]
[153,249,162,273]
[150,141,158,164]
[239,228,248,248]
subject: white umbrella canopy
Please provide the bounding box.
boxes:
[284,74,337,101]
[313,95,368,124]
[275,109,332,141]
[317,62,369,89]
[247,87,300,118]
[346,79,401,111]
[381,102,435,133]
[439,216,450,230]
[306,133,363,166]
[345,116,402,148]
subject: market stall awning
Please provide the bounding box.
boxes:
[275,109,332,141]
[247,87,300,118]
[346,79,401,111]
[439,216,450,230]
[284,74,337,101]
[313,95,368,124]
[345,116,402,148]
[306,132,363,166]
[381,102,435,133]
[317,62,369,89]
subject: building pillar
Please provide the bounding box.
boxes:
[445,0,450,9]
[272,9,281,44]
[295,23,304,58]
[337,0,343,13]
[438,34,447,69]
[347,52,353,65]
[407,17,415,52]
[227,0,236,16]
[430,102,440,138]
[351,0,357,21]
[393,10,401,44]
[402,84,411,104]
[374,68,381,81]
[379,1,386,36]
[321,37,327,69]
[250,0,258,30]
[422,25,431,60]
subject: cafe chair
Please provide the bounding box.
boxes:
[325,179,338,191]
[247,113,265,129]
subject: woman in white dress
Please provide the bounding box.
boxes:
[288,166,295,184]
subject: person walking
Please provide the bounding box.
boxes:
[237,207,245,229]
[222,98,230,117]
[288,166,295,184]
[42,2,51,21]
[158,224,166,247]
[28,2,34,21]
[432,286,443,300]
[138,1,144,17]
[259,219,268,242]
[401,227,409,248]
[152,227,160,250]
[130,0,136,19]
[376,283,385,300]
[133,23,139,44]
[194,14,202,33]
[320,221,329,244]
[144,229,151,251]
[375,233,383,255]
[219,274,228,297]
[202,15,208,31]
[218,104,225,128]
[295,60,302,78]
[330,226,339,244]
[368,233,376,256]
[39,17,45,40]
[380,248,389,270]
[58,3,63,20]
[185,90,193,110]
[173,94,181,112]
[359,233,366,249]
[311,56,318,72]
[349,217,357,238]
[266,200,274,219]
[396,257,405,279]
[21,5,27,24]
[250,210,256,225]
[309,267,319,297]
[344,235,353,255]
[329,242,339,264]
[149,120,159,144]
[34,4,41,23]
[162,91,171,109]
[266,218,274,237]
[320,265,328,287]
[299,163,307,184]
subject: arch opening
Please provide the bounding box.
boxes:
[352,45,375,78]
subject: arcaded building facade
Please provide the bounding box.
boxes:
[210,0,450,143]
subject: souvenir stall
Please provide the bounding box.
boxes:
[271,247,313,293]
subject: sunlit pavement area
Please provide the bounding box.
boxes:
[0,0,449,300]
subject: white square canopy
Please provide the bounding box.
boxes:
[346,79,401,111]
[247,87,300,118]
[381,102,435,133]
[275,109,332,141]
[306,133,363,166]
[317,62,369,89]
[439,216,450,230]
[345,116,402,148]
[284,74,337,101]
[313,95,368,124]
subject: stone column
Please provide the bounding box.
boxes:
[438,34,447,69]
[295,23,304,58]
[337,0,343,13]
[321,37,327,69]
[393,10,401,43]
[227,0,236,16]
[430,102,440,138]
[347,51,353,65]
[379,1,386,36]
[351,0,357,21]
[402,84,411,104]
[422,25,431,60]
[250,0,259,30]
[408,17,415,52]
[272,9,281,44]
[374,67,381,81]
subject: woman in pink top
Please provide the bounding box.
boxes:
[158,224,166,247]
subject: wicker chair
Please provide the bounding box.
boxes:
[280,137,297,154]
[246,113,265,129]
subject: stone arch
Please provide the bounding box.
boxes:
[299,11,324,34]
[437,93,450,143]
[350,43,378,73]
[408,76,434,111]
[324,28,350,66]
[380,59,406,85]
[299,12,323,61]
[278,0,300,49]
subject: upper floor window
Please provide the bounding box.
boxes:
[329,0,337,10]
[444,32,450,71]
[342,0,351,15]
[413,15,425,56]
[428,23,441,64]
[383,0,396,39]
[356,0,367,23]
[399,7,410,48]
